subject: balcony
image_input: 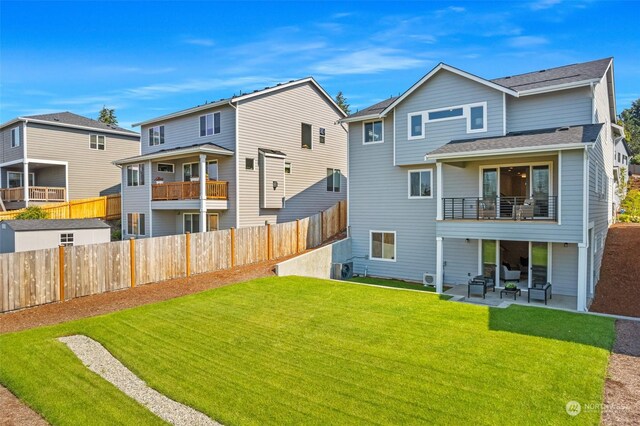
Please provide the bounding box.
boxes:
[0,186,66,203]
[442,196,558,221]
[151,180,228,201]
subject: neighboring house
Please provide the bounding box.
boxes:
[342,58,618,311]
[115,78,347,238]
[0,219,111,253]
[0,112,140,210]
[613,136,632,214]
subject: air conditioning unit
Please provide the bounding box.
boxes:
[332,262,353,280]
[423,273,435,286]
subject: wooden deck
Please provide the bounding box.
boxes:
[0,186,66,203]
[151,181,228,201]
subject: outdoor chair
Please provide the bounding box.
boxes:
[516,198,535,220]
[468,278,488,299]
[501,265,521,282]
[479,200,496,219]
[528,282,552,305]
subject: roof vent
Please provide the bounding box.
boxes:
[504,76,511,79]
[556,126,570,132]
[53,118,60,121]
[539,69,546,73]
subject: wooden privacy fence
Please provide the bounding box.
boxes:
[0,194,121,221]
[0,200,347,313]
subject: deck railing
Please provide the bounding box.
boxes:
[442,196,558,221]
[151,180,228,201]
[0,186,66,202]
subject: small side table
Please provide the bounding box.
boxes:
[500,288,521,300]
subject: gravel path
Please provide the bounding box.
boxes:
[59,335,220,426]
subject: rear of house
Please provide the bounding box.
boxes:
[344,58,618,311]
[117,78,347,238]
[0,112,140,210]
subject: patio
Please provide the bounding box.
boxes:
[444,284,577,311]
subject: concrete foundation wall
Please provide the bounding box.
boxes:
[275,238,352,279]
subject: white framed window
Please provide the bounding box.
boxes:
[370,231,396,262]
[10,127,21,148]
[327,168,341,192]
[285,162,292,174]
[301,123,312,149]
[7,171,34,188]
[428,107,463,121]
[319,127,326,144]
[183,213,218,233]
[157,163,174,173]
[408,169,433,198]
[127,213,145,236]
[148,125,165,146]
[408,113,423,139]
[207,160,218,180]
[363,120,384,144]
[60,233,74,247]
[126,164,145,186]
[183,163,199,181]
[246,158,255,170]
[467,103,487,132]
[199,112,221,136]
[90,134,106,150]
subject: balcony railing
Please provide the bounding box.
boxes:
[442,196,558,221]
[151,180,228,201]
[0,186,66,202]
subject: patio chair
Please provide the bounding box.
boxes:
[468,278,488,299]
[528,282,552,305]
[501,265,521,282]
[479,199,496,219]
[516,198,535,220]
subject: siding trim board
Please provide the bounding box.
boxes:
[427,143,589,161]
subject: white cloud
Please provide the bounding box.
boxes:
[311,48,429,75]
[507,36,549,48]
[529,0,562,10]
[183,38,215,47]
[90,65,176,75]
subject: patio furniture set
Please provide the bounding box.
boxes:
[467,275,553,305]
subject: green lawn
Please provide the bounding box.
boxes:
[0,276,615,425]
[349,276,436,292]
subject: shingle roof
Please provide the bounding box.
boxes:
[491,58,611,92]
[427,124,603,157]
[114,142,234,164]
[22,112,139,135]
[259,148,287,157]
[348,97,398,119]
[2,219,111,231]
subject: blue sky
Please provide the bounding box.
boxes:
[1,0,639,129]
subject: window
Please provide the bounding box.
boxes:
[207,160,218,180]
[127,213,145,236]
[10,127,20,147]
[7,171,34,188]
[183,213,219,233]
[363,120,383,144]
[183,163,200,181]
[618,152,622,163]
[301,123,312,149]
[327,168,341,192]
[319,127,326,144]
[90,134,105,150]
[126,164,145,186]
[370,231,396,261]
[148,125,165,146]
[408,113,423,139]
[245,158,255,170]
[157,163,174,173]
[199,112,221,136]
[428,107,463,121]
[408,169,433,198]
[60,233,74,247]
[623,155,628,165]
[469,105,485,131]
[284,162,292,174]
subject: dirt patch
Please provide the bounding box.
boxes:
[602,320,640,425]
[590,223,640,318]
[0,233,345,335]
[0,385,48,425]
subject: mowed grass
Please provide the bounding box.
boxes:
[0,276,615,425]
[349,276,436,292]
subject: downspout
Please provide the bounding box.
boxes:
[228,101,240,229]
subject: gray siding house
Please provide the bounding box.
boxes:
[343,58,619,311]
[0,112,140,210]
[115,78,347,237]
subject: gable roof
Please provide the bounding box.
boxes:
[133,77,346,127]
[615,137,633,156]
[341,97,398,123]
[2,219,110,231]
[1,112,139,137]
[114,141,233,165]
[491,58,612,94]
[426,123,602,159]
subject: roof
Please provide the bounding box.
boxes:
[615,137,633,156]
[346,97,398,120]
[1,112,139,136]
[427,124,603,159]
[114,142,234,165]
[133,77,347,127]
[2,219,111,231]
[491,58,612,93]
[259,148,286,157]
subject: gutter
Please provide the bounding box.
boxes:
[338,113,383,124]
[425,142,593,161]
[9,117,139,137]
[517,79,601,97]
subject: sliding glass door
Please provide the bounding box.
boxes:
[530,242,549,286]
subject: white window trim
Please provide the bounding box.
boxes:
[156,163,175,173]
[10,127,21,148]
[60,233,74,247]
[362,120,384,145]
[207,159,218,180]
[127,213,145,236]
[369,230,397,262]
[407,168,434,199]
[466,102,488,133]
[407,112,424,140]
[477,161,554,198]
[285,162,292,174]
[199,112,221,137]
[89,134,106,150]
[327,168,341,192]
[7,171,35,188]
[183,212,219,233]
[149,125,164,146]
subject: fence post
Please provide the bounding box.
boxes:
[130,237,136,288]
[58,245,65,302]
[337,202,341,232]
[186,232,191,278]
[320,210,324,242]
[230,227,236,268]
[267,224,272,260]
[296,219,300,253]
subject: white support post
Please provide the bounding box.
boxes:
[23,161,30,207]
[577,243,588,311]
[436,162,443,221]
[199,154,207,232]
[436,237,444,293]
[494,240,500,285]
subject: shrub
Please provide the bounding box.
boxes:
[14,206,49,220]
